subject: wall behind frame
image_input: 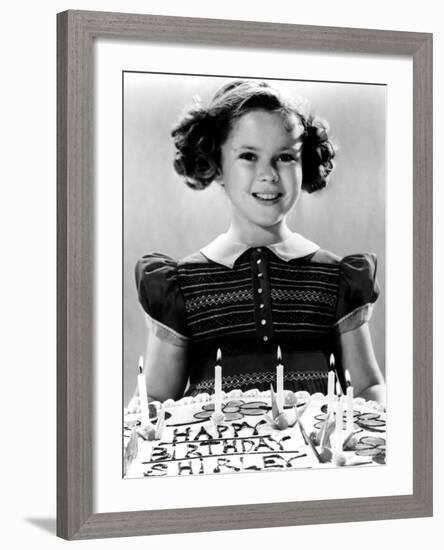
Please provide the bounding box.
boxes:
[123,73,386,404]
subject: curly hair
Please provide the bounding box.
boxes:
[171,80,336,193]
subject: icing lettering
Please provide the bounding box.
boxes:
[285,454,307,468]
[143,463,167,476]
[263,454,286,469]
[267,436,282,450]
[213,458,240,474]
[276,435,291,451]
[177,461,194,475]
[198,440,219,455]
[193,426,213,441]
[173,427,191,443]
[216,425,229,439]
[240,439,255,453]
[185,444,203,458]
[239,456,261,471]
[222,439,238,454]
[232,421,256,438]
[253,437,276,452]
[151,447,172,462]
[254,419,267,433]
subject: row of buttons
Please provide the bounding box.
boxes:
[255,248,269,342]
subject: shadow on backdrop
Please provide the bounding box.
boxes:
[25,517,56,535]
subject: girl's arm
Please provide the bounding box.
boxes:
[127,316,189,410]
[338,322,386,406]
[143,317,189,402]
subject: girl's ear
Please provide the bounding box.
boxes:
[214,169,224,186]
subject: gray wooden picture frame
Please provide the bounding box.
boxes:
[57,10,433,540]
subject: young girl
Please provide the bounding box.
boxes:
[132,80,385,407]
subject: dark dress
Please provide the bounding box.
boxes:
[135,247,379,397]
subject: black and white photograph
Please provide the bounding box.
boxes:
[122,73,387,478]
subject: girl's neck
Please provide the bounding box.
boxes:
[226,221,293,247]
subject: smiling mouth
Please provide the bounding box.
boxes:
[252,192,282,203]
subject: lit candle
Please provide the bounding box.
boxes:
[155,404,165,440]
[345,370,354,433]
[276,346,284,412]
[327,370,335,415]
[335,397,343,451]
[214,348,222,415]
[336,380,343,397]
[137,356,150,428]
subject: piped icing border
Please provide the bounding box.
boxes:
[150,388,385,413]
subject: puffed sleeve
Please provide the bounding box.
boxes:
[135,253,189,343]
[333,253,380,335]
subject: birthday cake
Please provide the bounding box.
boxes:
[123,389,386,478]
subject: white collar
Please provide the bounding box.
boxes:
[200,232,320,269]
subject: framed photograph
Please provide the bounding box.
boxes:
[57,10,433,539]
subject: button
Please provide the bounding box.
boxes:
[257,272,263,278]
[259,303,265,309]
[263,336,268,342]
[256,259,262,265]
[257,288,263,294]
[256,248,262,252]
[261,319,266,325]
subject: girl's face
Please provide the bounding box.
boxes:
[217,109,304,240]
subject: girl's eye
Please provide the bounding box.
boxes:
[239,152,257,161]
[278,153,298,163]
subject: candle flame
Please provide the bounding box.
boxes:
[329,354,335,368]
[216,348,222,362]
[277,345,282,362]
[138,355,144,374]
[345,369,352,386]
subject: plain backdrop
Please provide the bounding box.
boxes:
[0,0,441,548]
[124,74,386,404]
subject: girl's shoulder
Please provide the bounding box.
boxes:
[308,248,341,265]
[135,252,178,277]
[134,249,215,329]
[309,248,377,272]
[135,253,187,336]
[135,248,217,290]
[135,249,213,271]
[310,249,380,334]
[310,247,379,295]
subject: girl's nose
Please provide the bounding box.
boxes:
[259,164,279,183]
